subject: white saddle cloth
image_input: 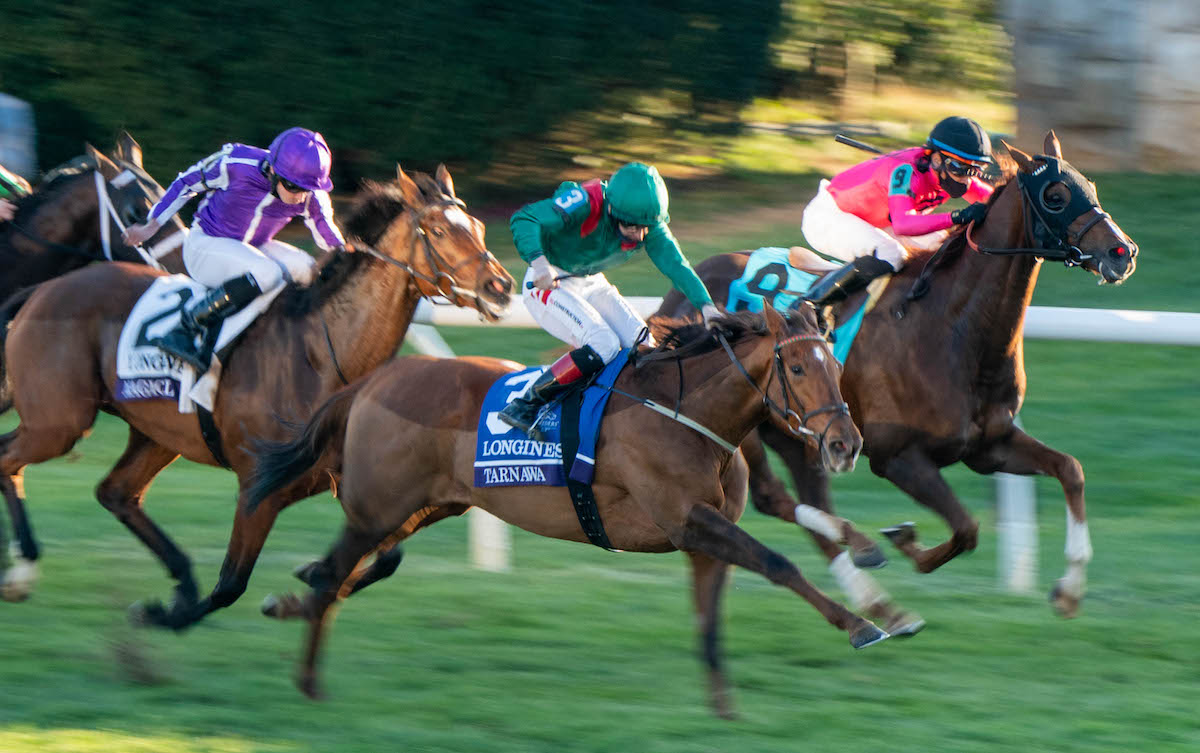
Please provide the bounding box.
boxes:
[114,275,282,413]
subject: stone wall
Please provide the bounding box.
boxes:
[1006,0,1200,171]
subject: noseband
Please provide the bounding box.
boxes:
[716,330,850,447]
[354,197,500,312]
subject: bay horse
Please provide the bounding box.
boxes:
[0,165,514,622]
[1,132,188,304]
[658,132,1138,623]
[245,306,873,717]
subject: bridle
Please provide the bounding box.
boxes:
[716,330,850,446]
[352,196,502,313]
[966,155,1138,268]
[9,161,186,267]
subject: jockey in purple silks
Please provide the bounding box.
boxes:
[124,127,349,370]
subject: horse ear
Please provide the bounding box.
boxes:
[1043,130,1063,160]
[394,163,424,207]
[117,131,143,167]
[1001,140,1034,172]
[85,144,121,180]
[435,163,457,201]
[762,303,788,338]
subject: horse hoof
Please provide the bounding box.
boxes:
[261,593,303,620]
[0,559,38,602]
[885,612,926,638]
[880,521,917,547]
[293,561,320,586]
[850,543,888,570]
[849,622,890,649]
[297,673,326,701]
[128,599,169,629]
[1049,580,1081,619]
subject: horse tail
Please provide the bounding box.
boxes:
[244,379,367,516]
[0,285,40,414]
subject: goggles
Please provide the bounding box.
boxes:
[938,152,987,179]
[277,176,310,194]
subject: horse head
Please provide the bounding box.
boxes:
[84,132,187,268]
[1000,131,1138,285]
[765,304,861,473]
[368,164,513,320]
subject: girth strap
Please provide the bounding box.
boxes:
[195,405,231,469]
[560,387,617,551]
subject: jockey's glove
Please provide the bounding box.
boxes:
[951,202,989,226]
[701,303,723,330]
[530,256,557,291]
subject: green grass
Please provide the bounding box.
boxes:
[1,170,1198,752]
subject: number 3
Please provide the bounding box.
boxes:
[554,189,585,211]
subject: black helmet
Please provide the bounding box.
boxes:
[927,117,992,164]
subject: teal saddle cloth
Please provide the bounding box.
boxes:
[726,247,871,364]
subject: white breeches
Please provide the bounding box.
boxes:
[801,180,948,271]
[522,265,649,363]
[183,224,316,291]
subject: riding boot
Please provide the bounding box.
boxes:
[152,273,262,371]
[804,255,895,308]
[498,345,606,441]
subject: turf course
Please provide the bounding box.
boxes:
[0,172,1197,753]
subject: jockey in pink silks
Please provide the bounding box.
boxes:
[801,116,995,306]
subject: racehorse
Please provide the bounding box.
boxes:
[658,132,1138,622]
[244,305,872,717]
[0,165,514,623]
[1,132,187,305]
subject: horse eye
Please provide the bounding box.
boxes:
[432,228,445,238]
[790,364,804,376]
[1042,184,1068,213]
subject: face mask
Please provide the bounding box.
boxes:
[941,172,968,198]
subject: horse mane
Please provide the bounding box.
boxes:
[644,310,769,359]
[900,152,1021,288]
[279,173,447,318]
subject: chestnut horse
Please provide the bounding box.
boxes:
[0,165,514,622]
[245,306,873,717]
[1,132,187,304]
[659,132,1138,623]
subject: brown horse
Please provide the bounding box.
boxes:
[659,132,1138,623]
[1,132,187,304]
[0,165,514,619]
[244,306,874,717]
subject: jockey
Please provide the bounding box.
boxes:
[498,162,722,439]
[123,127,348,371]
[800,116,995,306]
[0,163,31,222]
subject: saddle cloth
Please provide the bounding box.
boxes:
[473,352,626,488]
[727,246,889,364]
[114,275,281,413]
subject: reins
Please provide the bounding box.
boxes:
[602,325,849,455]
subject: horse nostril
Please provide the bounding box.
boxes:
[829,439,847,456]
[1111,246,1127,258]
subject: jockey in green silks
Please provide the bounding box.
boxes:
[498,162,722,440]
[0,163,32,222]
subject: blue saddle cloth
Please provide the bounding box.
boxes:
[726,247,870,364]
[473,351,627,488]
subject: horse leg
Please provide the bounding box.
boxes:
[763,428,886,568]
[0,471,39,601]
[877,447,979,573]
[780,450,924,637]
[675,503,888,648]
[88,431,201,628]
[685,550,735,719]
[0,403,97,599]
[294,504,470,595]
[965,428,1089,618]
[263,522,396,699]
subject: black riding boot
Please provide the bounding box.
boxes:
[498,345,606,441]
[152,273,262,371]
[804,255,895,308]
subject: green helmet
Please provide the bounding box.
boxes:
[607,162,669,225]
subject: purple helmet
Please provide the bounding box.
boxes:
[267,127,333,192]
